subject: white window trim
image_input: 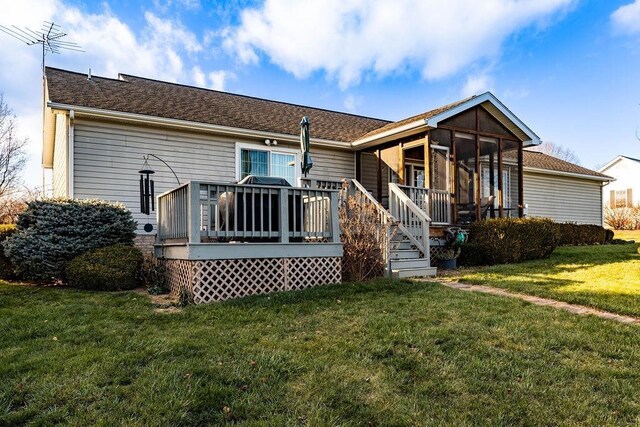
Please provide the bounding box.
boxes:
[235,142,301,183]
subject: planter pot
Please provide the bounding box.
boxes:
[438,258,457,270]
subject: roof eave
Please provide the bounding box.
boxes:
[350,119,431,149]
[351,92,541,149]
[597,155,625,173]
[46,102,353,150]
[426,92,541,146]
[525,166,614,182]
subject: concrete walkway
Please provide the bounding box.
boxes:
[424,280,640,325]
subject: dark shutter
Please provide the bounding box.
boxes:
[610,190,616,208]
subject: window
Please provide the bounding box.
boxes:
[238,145,298,186]
[481,166,511,209]
[613,189,633,208]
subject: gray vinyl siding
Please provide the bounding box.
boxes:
[52,114,68,198]
[360,152,389,205]
[309,147,355,181]
[523,171,603,225]
[72,119,354,233]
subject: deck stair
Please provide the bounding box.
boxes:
[349,179,437,279]
[388,228,437,279]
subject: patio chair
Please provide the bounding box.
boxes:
[457,195,496,224]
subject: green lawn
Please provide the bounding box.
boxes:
[454,235,640,318]
[2,280,640,425]
[615,229,640,242]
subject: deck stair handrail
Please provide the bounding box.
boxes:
[350,179,429,261]
[388,183,431,263]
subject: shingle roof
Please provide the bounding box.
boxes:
[45,68,604,180]
[45,67,390,143]
[358,95,477,140]
[520,150,612,180]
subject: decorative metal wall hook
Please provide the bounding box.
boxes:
[138,154,180,220]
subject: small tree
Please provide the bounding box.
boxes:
[0,94,28,198]
[339,184,389,281]
[0,186,39,224]
[3,199,137,281]
[528,142,580,164]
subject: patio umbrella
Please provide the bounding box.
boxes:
[300,116,313,177]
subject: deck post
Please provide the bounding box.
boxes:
[423,132,430,189]
[330,191,341,243]
[518,142,524,218]
[188,181,201,244]
[279,188,289,243]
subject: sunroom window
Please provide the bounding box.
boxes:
[240,148,297,185]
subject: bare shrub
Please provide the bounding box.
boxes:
[604,206,640,230]
[339,184,389,281]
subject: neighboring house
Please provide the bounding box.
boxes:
[598,155,639,208]
[40,67,604,301]
[521,151,613,225]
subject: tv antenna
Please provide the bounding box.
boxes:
[0,21,83,75]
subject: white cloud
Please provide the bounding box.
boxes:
[192,66,206,86]
[343,94,363,112]
[224,0,574,88]
[461,73,494,97]
[208,70,235,91]
[0,0,208,188]
[611,1,640,35]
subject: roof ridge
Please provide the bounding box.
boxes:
[118,72,392,123]
[45,66,128,84]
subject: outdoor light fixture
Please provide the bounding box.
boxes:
[265,139,271,145]
[137,154,180,233]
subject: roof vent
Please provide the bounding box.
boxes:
[87,68,91,81]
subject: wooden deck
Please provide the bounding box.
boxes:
[154,180,344,303]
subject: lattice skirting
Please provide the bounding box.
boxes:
[161,257,341,304]
[430,246,461,261]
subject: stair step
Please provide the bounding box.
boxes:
[390,240,413,250]
[390,258,431,270]
[391,267,438,279]
[389,249,421,260]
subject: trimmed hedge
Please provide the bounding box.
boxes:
[66,244,143,291]
[0,224,17,280]
[554,223,607,246]
[459,218,559,266]
[2,199,136,281]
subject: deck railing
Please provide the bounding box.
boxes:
[397,184,451,225]
[157,181,340,244]
[300,177,344,191]
[429,189,451,224]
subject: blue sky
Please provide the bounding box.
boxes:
[1,0,640,187]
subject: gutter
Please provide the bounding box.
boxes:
[68,110,75,198]
[351,119,430,148]
[524,166,614,182]
[47,102,353,150]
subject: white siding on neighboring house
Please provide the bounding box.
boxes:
[71,119,354,233]
[52,113,68,197]
[523,171,604,225]
[599,157,640,208]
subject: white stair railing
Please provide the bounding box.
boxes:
[388,183,431,267]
